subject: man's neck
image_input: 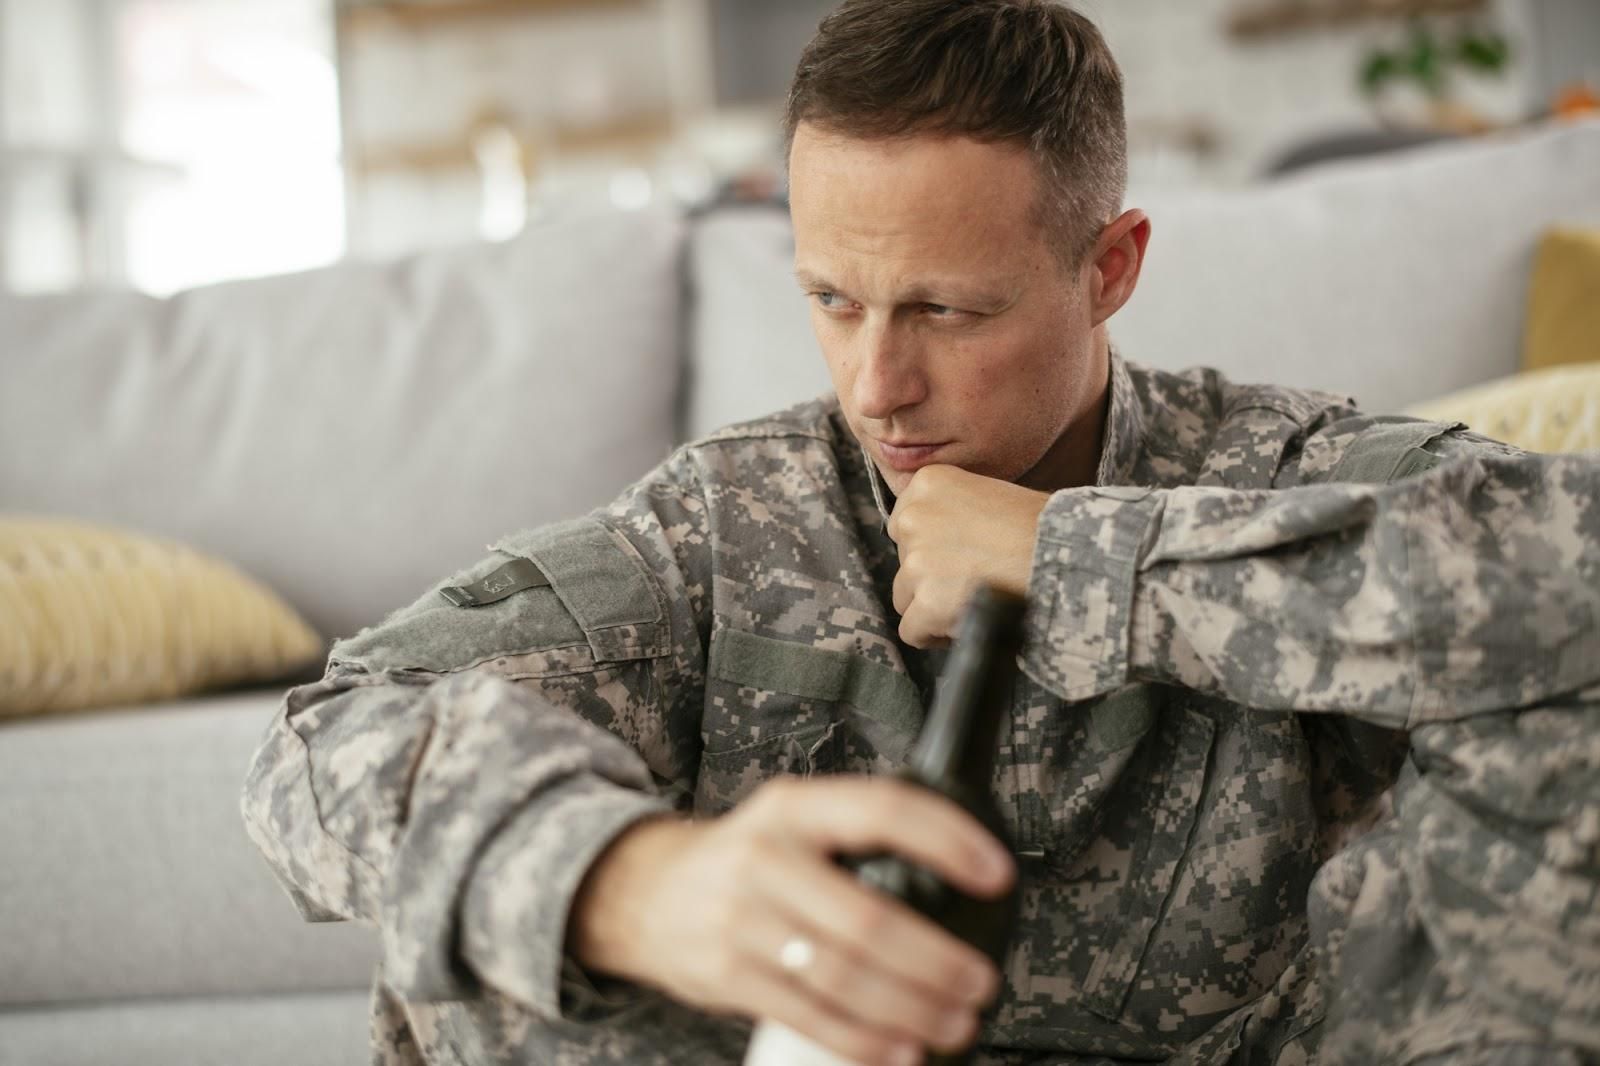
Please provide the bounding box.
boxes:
[1015,337,1111,493]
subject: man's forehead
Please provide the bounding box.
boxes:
[789,123,1049,257]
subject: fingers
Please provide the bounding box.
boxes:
[897,605,949,651]
[732,902,979,1059]
[892,564,913,617]
[736,964,925,1066]
[748,849,1000,1018]
[750,776,1014,900]
[638,777,1016,1062]
[890,555,963,649]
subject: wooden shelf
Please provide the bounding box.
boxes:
[1228,0,1488,40]
[338,0,644,34]
[351,110,676,175]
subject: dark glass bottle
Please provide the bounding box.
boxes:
[744,585,1025,1066]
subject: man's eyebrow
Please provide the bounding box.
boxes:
[793,268,1014,308]
[793,267,833,290]
[899,281,1010,307]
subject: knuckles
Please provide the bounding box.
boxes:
[747,775,801,818]
[836,895,894,944]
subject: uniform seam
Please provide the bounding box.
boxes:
[1224,396,1347,428]
[592,513,673,655]
[278,690,391,901]
[335,641,634,680]
[1401,493,1426,731]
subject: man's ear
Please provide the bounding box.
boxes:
[1088,209,1151,329]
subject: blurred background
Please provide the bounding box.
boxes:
[1,0,1596,297]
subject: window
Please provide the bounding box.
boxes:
[118,0,344,293]
[0,0,343,295]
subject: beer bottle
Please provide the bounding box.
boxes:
[743,585,1025,1066]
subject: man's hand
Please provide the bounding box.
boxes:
[888,465,1049,648]
[569,777,1015,1066]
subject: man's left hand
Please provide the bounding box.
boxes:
[888,465,1050,648]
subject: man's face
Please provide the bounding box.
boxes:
[788,122,1107,496]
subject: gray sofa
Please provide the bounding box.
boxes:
[2,120,1597,1066]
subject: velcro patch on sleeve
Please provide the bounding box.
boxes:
[439,558,551,608]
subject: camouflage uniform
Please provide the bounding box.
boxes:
[242,355,1600,1065]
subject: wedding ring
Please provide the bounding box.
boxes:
[778,936,816,973]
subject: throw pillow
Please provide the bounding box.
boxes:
[1404,363,1600,454]
[0,518,323,718]
[1522,227,1600,372]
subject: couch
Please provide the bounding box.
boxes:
[2,119,1597,1066]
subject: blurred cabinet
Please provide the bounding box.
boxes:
[334,0,819,256]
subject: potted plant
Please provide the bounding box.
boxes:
[1359,20,1512,133]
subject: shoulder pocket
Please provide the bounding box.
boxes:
[1329,417,1466,485]
[332,517,666,677]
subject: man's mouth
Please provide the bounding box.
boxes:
[875,439,950,472]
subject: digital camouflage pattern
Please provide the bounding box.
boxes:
[242,355,1600,1065]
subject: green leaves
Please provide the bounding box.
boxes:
[1357,19,1511,99]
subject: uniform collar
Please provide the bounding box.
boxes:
[858,347,1144,527]
[864,445,895,527]
[1096,349,1145,488]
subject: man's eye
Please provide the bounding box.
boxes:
[814,291,840,308]
[923,303,962,317]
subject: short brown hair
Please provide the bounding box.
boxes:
[784,0,1127,267]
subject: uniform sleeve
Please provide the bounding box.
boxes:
[1021,428,1600,729]
[240,450,712,1022]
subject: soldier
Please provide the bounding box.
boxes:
[242,2,1600,1064]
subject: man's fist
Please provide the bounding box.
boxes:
[568,777,1014,1066]
[887,465,1049,648]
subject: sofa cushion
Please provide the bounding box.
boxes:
[1117,120,1600,410]
[0,690,376,1006]
[0,990,371,1066]
[0,518,322,718]
[685,205,833,441]
[1522,226,1600,372]
[1405,363,1600,454]
[0,205,684,641]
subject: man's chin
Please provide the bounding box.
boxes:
[877,466,912,498]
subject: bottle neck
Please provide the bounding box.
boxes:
[908,645,1017,793]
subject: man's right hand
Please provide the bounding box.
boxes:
[567,776,1016,1066]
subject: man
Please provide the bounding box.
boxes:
[242,2,1600,1064]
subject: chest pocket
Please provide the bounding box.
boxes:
[1003,683,1217,1034]
[329,517,666,679]
[694,629,923,816]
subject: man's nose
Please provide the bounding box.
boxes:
[851,319,927,422]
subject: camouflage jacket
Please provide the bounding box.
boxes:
[242,355,1600,1066]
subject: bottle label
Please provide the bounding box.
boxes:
[743,1021,867,1066]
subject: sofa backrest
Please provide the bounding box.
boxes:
[685,205,832,441]
[1,206,684,643]
[1121,120,1600,408]
[684,119,1600,431]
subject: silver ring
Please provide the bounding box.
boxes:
[778,936,815,973]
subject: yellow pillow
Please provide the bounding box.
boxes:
[1522,227,1600,373]
[1405,363,1600,454]
[0,518,323,718]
